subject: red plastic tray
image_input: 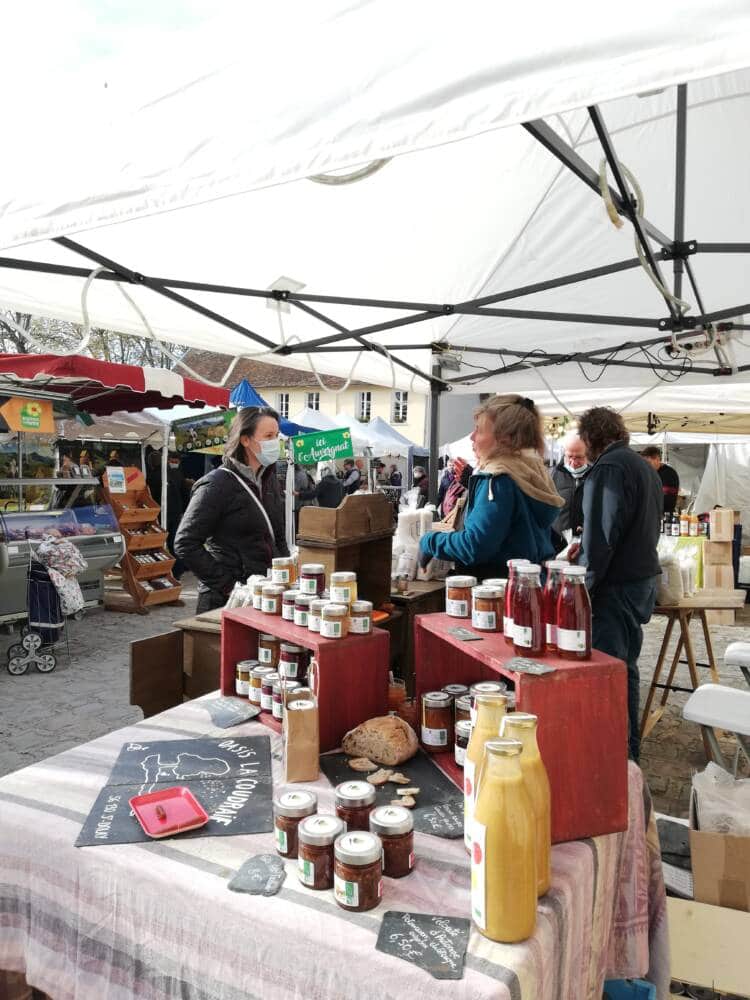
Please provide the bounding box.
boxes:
[128,786,209,838]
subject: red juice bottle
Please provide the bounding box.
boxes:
[556,566,592,660]
[504,559,530,645]
[542,560,568,653]
[512,564,544,658]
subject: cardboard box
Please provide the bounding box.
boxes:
[703,564,735,590]
[709,507,736,541]
[689,792,750,912]
[703,540,733,565]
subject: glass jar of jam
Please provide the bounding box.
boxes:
[260,671,279,711]
[542,560,568,653]
[261,583,285,615]
[258,633,280,668]
[335,780,376,831]
[251,578,266,610]
[272,679,300,719]
[455,694,472,723]
[334,831,383,912]
[299,563,326,597]
[470,681,507,722]
[445,575,477,618]
[504,559,530,644]
[281,589,299,621]
[235,659,253,697]
[271,556,297,586]
[369,805,414,878]
[297,814,345,890]
[273,789,317,857]
[330,571,357,606]
[349,600,373,634]
[556,565,592,660]
[307,598,327,633]
[294,594,312,628]
[454,719,472,766]
[249,665,273,705]
[421,690,453,752]
[512,564,544,657]
[471,585,504,632]
[279,643,307,682]
[321,603,349,639]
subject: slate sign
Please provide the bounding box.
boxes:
[204,697,261,728]
[376,911,471,980]
[505,656,556,676]
[319,749,464,839]
[228,854,286,896]
[76,736,273,847]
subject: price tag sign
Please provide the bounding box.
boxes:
[376,911,471,980]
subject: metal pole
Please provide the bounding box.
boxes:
[673,84,688,302]
[428,360,441,504]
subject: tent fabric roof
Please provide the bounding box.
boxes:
[55,410,167,444]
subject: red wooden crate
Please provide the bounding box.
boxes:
[221,607,389,752]
[414,613,628,844]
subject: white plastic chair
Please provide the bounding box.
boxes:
[724,641,750,688]
[683,683,750,772]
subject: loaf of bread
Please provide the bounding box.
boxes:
[342,716,418,765]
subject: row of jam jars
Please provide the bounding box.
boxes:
[503,559,530,643]
[463,691,508,850]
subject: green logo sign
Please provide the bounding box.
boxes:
[20,401,43,429]
[291,428,354,465]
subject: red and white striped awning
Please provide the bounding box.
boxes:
[0,353,229,415]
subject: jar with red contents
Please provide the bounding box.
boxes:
[297,814,345,889]
[335,780,376,831]
[369,805,414,878]
[279,643,307,682]
[504,559,530,644]
[281,589,299,622]
[333,831,383,912]
[556,565,592,659]
[542,560,568,653]
[273,789,317,858]
[512,563,544,657]
[298,563,326,597]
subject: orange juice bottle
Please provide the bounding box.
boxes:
[471,739,537,942]
[464,692,508,851]
[501,713,551,896]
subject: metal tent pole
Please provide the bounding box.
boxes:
[428,360,442,504]
[673,84,688,302]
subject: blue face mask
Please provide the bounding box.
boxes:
[564,462,589,478]
[255,438,281,467]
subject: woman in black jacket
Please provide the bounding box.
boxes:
[174,406,289,612]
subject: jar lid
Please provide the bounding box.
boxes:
[301,563,326,574]
[455,694,472,711]
[545,559,569,570]
[251,665,274,679]
[500,712,537,733]
[287,699,316,711]
[472,586,504,599]
[470,681,506,697]
[298,814,345,846]
[294,595,312,607]
[252,580,266,592]
[273,556,293,566]
[259,633,279,643]
[280,643,304,654]
[282,589,300,601]
[481,578,507,589]
[262,583,285,595]
[455,719,473,738]
[422,690,451,707]
[272,679,300,694]
[273,789,318,818]
[445,575,477,588]
[506,559,530,569]
[262,671,280,686]
[331,571,356,583]
[290,687,313,700]
[335,780,376,807]
[517,563,541,574]
[369,804,413,836]
[310,599,328,612]
[562,565,587,577]
[236,659,259,669]
[350,600,373,614]
[474,691,509,708]
[322,603,348,617]
[334,830,381,866]
[484,738,523,758]
[441,684,469,697]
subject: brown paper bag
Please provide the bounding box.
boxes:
[282,660,320,782]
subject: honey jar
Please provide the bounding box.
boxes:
[307,598,327,633]
[271,556,296,586]
[329,571,357,606]
[258,633,280,668]
[272,679,300,720]
[235,659,253,697]
[445,575,477,618]
[297,814,345,890]
[421,690,453,752]
[249,665,273,705]
[321,603,349,639]
[298,563,326,597]
[334,831,383,912]
[349,600,373,635]
[251,578,266,610]
[281,589,299,621]
[261,583,285,615]
[369,805,414,878]
[273,789,317,858]
[455,694,472,723]
[335,780,376,831]
[279,643,307,682]
[294,594,312,628]
[260,671,279,711]
[471,585,504,632]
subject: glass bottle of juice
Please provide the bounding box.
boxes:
[464,691,508,851]
[541,560,568,653]
[512,564,544,657]
[556,566,592,660]
[500,713,551,896]
[471,738,537,943]
[503,559,529,645]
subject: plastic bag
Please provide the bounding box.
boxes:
[656,554,683,606]
[692,762,750,835]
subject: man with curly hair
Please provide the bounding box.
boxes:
[576,407,663,761]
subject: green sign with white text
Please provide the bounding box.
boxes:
[291,427,354,465]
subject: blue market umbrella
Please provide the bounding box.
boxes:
[229,379,311,436]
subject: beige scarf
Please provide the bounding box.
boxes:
[479,449,565,507]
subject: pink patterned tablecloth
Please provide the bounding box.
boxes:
[0,695,669,1000]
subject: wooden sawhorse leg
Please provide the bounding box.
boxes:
[641,611,677,739]
[698,609,721,684]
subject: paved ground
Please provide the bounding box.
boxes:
[1,576,747,818]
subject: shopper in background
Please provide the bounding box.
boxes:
[296,466,344,509]
[147,451,191,580]
[388,464,402,487]
[412,465,429,508]
[175,406,289,612]
[293,464,315,531]
[551,430,590,540]
[342,458,361,495]
[419,395,563,579]
[437,459,456,510]
[641,446,680,515]
[576,407,662,762]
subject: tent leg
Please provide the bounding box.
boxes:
[161,427,169,534]
[428,361,442,504]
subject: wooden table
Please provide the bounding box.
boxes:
[640,589,747,756]
[389,580,445,694]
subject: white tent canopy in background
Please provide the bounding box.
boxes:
[695,443,750,539]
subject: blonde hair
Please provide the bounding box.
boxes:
[474,394,544,456]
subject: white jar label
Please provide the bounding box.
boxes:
[281,605,295,621]
[272,702,283,720]
[334,873,358,908]
[249,688,262,705]
[545,622,556,645]
[330,585,352,603]
[299,577,318,595]
[258,647,273,664]
[503,615,513,638]
[463,760,476,850]
[260,691,273,711]
[279,661,299,679]
[261,598,277,613]
[298,857,315,886]
[252,596,263,610]
[321,620,342,638]
[294,610,309,627]
[274,825,287,853]
[447,599,468,617]
[454,743,467,766]
[557,627,587,652]
[421,725,448,747]
[471,821,487,930]
[308,614,321,632]
[513,624,533,648]
[472,610,496,630]
[235,679,249,696]
[349,615,371,634]
[272,568,290,584]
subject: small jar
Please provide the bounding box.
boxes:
[329,571,357,606]
[286,699,316,716]
[272,679,300,719]
[235,659,253,697]
[335,780,376,831]
[334,831,383,912]
[261,583,285,615]
[349,600,373,635]
[299,563,326,597]
[369,805,414,878]
[282,589,299,621]
[470,680,507,722]
[307,598,327,633]
[273,789,317,857]
[297,814,345,890]
[260,671,279,711]
[442,683,469,700]
[258,633,280,668]
[455,694,472,723]
[250,665,273,705]
[279,643,307,682]
[445,575,477,618]
[471,585,504,632]
[421,690,453,752]
[454,719,472,766]
[271,556,296,586]
[251,578,266,610]
[321,603,349,639]
[294,594,312,628]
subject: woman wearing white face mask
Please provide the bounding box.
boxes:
[175,406,289,612]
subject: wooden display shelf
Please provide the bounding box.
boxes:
[137,575,182,606]
[109,492,161,526]
[121,525,169,551]
[125,552,176,580]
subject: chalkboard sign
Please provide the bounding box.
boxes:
[417,801,464,839]
[204,697,261,728]
[76,735,273,847]
[228,854,286,896]
[376,910,471,980]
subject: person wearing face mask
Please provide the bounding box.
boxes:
[551,430,590,540]
[412,465,429,508]
[175,406,289,612]
[147,450,191,580]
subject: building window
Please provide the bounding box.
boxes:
[392,390,408,423]
[276,392,290,419]
[357,391,372,422]
[306,392,320,411]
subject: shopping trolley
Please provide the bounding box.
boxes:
[6,557,71,675]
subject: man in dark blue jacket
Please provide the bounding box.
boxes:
[577,407,663,762]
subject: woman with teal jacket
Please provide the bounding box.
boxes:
[419,395,563,581]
